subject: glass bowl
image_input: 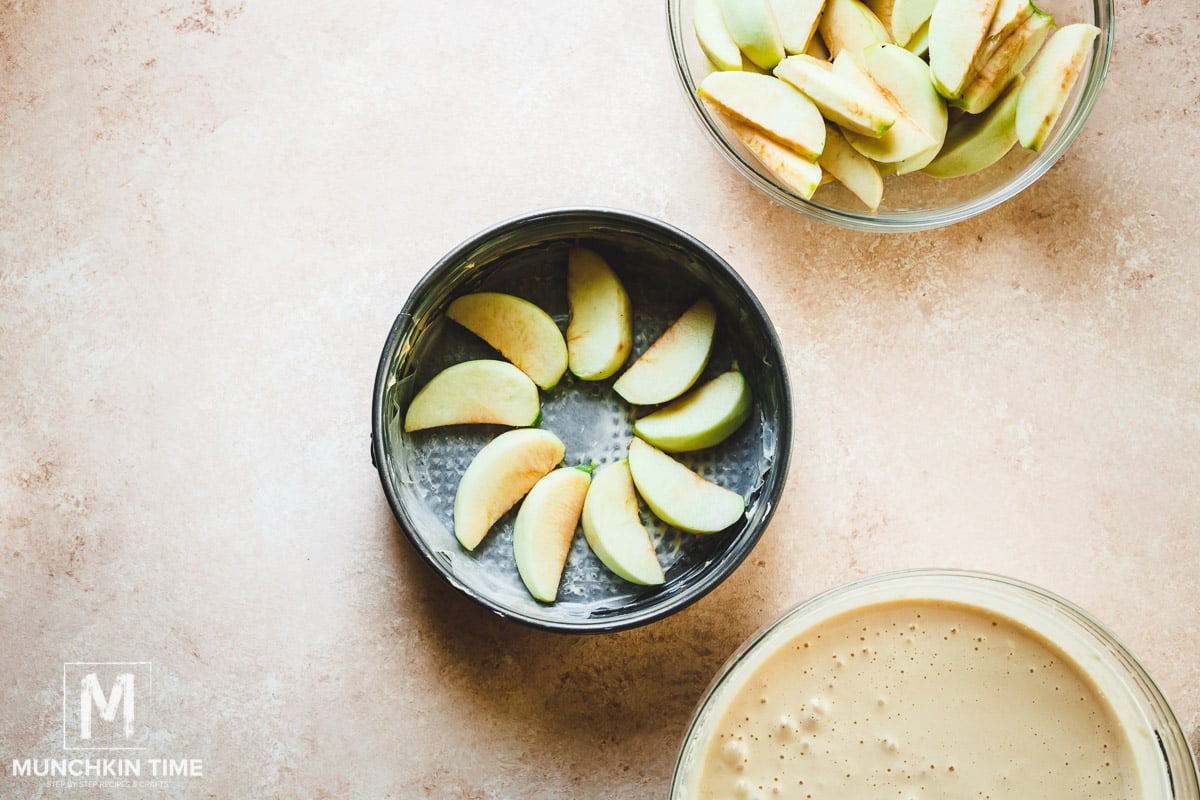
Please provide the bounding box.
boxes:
[666,0,1115,232]
[371,207,792,633]
[670,569,1199,798]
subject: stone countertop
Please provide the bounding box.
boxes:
[1,1,1197,797]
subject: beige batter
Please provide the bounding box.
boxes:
[693,599,1138,799]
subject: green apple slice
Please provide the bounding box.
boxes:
[928,0,999,99]
[833,52,935,163]
[904,17,930,56]
[957,9,1051,113]
[819,0,891,60]
[718,0,786,70]
[627,438,745,534]
[818,124,884,211]
[512,466,591,603]
[633,371,753,452]
[404,359,539,432]
[614,297,717,406]
[774,54,897,137]
[891,0,937,47]
[447,292,567,391]
[453,428,565,551]
[581,460,665,586]
[973,0,1036,70]
[769,0,826,54]
[695,0,744,71]
[1017,23,1101,151]
[727,118,823,198]
[925,75,1023,178]
[698,71,826,159]
[864,43,947,174]
[837,47,940,164]
[566,247,633,381]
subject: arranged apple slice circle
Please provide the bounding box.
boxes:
[566,246,633,381]
[404,359,539,432]
[627,437,746,535]
[633,371,753,453]
[513,466,592,603]
[453,428,565,551]
[581,460,666,586]
[447,292,568,390]
[614,297,718,406]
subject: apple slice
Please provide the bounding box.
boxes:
[928,0,999,99]
[973,0,1035,68]
[628,438,745,534]
[404,360,539,432]
[581,461,665,586]
[453,428,565,551]
[695,0,744,71]
[718,0,786,70]
[805,31,831,59]
[891,0,937,47]
[613,297,718,406]
[447,292,568,391]
[774,54,896,137]
[633,371,753,452]
[566,247,633,381]
[957,9,1052,114]
[1017,23,1101,151]
[698,71,826,159]
[512,466,591,603]
[925,75,1023,178]
[833,52,935,163]
[904,17,930,56]
[819,0,891,60]
[819,124,884,211]
[727,118,823,198]
[769,0,826,54]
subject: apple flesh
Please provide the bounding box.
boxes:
[728,119,823,198]
[838,47,942,165]
[769,0,826,54]
[925,74,1023,178]
[566,246,633,381]
[819,123,884,211]
[928,0,999,99]
[614,297,718,406]
[972,0,1036,73]
[956,9,1052,114]
[774,54,897,137]
[890,0,937,47]
[404,359,539,432]
[698,71,827,160]
[628,438,745,534]
[904,18,930,56]
[718,0,786,70]
[447,292,568,391]
[453,428,565,551]
[695,0,745,71]
[581,460,665,586]
[1017,23,1101,151]
[633,371,753,453]
[819,0,891,60]
[512,466,591,603]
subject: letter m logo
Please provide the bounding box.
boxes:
[80,672,135,740]
[63,662,151,750]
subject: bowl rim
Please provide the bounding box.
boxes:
[371,205,794,634]
[668,567,1200,797]
[665,0,1116,232]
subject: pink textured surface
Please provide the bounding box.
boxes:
[1,0,1197,797]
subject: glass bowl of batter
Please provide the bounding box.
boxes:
[670,569,1199,799]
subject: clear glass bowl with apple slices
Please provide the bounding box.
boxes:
[667,0,1114,231]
